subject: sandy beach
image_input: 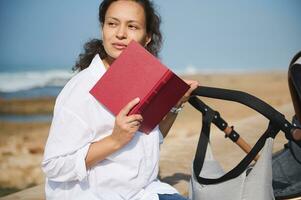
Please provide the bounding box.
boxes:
[0,71,297,199]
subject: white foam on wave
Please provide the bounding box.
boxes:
[0,69,74,92]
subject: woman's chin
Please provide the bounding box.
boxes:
[111,51,123,59]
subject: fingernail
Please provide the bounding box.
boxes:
[136,97,140,101]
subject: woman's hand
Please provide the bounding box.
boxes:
[175,79,199,107]
[85,98,142,168]
[110,97,143,148]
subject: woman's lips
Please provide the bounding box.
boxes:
[112,43,127,50]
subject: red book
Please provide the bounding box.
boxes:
[90,40,190,134]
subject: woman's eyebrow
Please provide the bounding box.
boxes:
[128,20,141,24]
[106,17,119,21]
[106,17,141,24]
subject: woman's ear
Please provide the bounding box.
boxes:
[144,35,151,47]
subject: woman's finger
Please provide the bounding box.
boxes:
[125,114,143,123]
[130,121,141,127]
[119,97,140,116]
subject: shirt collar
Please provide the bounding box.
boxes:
[88,54,106,79]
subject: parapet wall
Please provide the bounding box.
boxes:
[0,184,44,200]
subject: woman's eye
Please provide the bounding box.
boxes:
[108,22,117,27]
[128,25,138,30]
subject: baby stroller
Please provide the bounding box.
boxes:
[273,51,301,199]
[188,51,301,200]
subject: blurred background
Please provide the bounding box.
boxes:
[1,0,301,99]
[0,0,301,198]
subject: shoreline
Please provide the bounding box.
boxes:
[0,97,55,116]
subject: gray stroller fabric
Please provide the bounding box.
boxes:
[272,116,301,199]
[189,138,275,200]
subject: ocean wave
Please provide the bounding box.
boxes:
[0,69,74,92]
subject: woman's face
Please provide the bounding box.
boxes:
[102,0,151,63]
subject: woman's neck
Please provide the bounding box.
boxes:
[102,56,115,70]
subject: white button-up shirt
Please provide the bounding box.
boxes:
[42,54,178,200]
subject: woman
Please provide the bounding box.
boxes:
[42,0,198,199]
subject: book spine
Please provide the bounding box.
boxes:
[134,70,172,115]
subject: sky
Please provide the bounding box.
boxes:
[0,0,301,73]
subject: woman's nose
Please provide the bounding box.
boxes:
[116,25,127,39]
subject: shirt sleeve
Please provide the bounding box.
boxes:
[42,106,93,182]
[42,143,91,182]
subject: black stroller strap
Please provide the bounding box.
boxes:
[190,95,280,184]
[191,86,299,144]
[192,105,214,181]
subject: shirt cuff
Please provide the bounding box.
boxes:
[75,143,91,181]
[158,127,164,145]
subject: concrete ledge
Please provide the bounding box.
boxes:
[0,183,300,200]
[0,185,44,200]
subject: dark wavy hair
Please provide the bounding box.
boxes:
[73,0,162,71]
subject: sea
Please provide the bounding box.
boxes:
[0,68,74,99]
[0,67,75,122]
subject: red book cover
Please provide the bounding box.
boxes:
[90,40,190,134]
